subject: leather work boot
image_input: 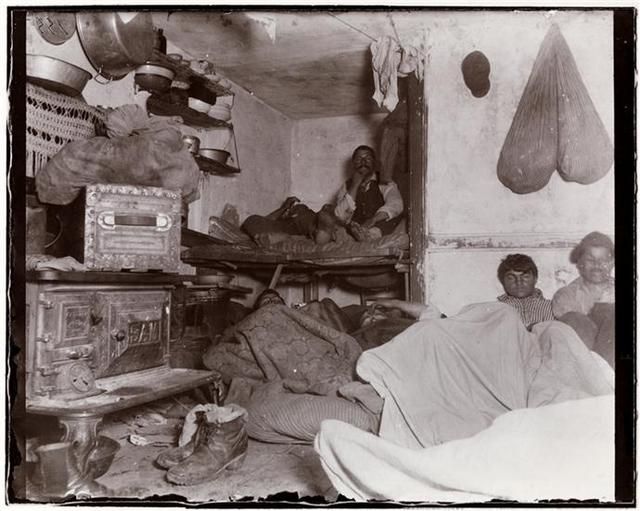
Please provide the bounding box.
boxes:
[156,414,207,469]
[166,404,248,486]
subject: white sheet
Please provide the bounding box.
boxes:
[314,303,615,503]
[315,395,614,502]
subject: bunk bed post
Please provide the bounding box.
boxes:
[407,74,427,303]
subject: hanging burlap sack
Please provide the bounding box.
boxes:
[498,24,613,194]
[497,26,559,194]
[553,26,613,184]
[36,124,200,205]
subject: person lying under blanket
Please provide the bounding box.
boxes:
[314,299,614,502]
[202,289,426,445]
[204,286,613,451]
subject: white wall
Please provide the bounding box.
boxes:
[421,10,614,315]
[184,85,294,307]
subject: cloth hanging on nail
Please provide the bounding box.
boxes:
[398,44,425,80]
[370,36,402,112]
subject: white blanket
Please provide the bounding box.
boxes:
[315,395,613,502]
[314,302,614,502]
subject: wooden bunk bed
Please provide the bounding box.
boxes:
[181,229,411,302]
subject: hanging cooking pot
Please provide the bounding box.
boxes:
[76,11,154,81]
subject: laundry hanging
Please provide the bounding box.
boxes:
[371,36,402,111]
[497,24,613,194]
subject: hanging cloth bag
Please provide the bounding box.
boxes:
[498,24,613,194]
[552,25,613,185]
[497,26,560,194]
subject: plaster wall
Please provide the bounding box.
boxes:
[421,10,614,314]
[183,85,294,307]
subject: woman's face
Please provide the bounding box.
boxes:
[577,246,614,284]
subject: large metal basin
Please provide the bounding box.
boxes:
[76,11,154,80]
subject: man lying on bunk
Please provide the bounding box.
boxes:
[241,145,404,245]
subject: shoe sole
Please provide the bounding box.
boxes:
[166,452,247,486]
[156,453,192,469]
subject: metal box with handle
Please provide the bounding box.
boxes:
[53,184,182,272]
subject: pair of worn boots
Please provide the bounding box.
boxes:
[156,404,248,486]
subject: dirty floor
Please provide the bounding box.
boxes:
[22,399,338,505]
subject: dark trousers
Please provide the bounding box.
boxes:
[558,303,615,369]
[242,204,317,238]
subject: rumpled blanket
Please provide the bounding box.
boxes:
[203,304,375,443]
[204,303,362,392]
[314,302,614,502]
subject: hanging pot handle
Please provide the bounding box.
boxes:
[230,127,241,169]
[93,68,113,85]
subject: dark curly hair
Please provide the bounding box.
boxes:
[569,231,614,264]
[497,254,538,283]
[254,288,285,309]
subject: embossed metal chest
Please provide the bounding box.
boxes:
[60,184,182,272]
[25,274,172,402]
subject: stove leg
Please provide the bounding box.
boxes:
[30,415,105,500]
[58,414,102,472]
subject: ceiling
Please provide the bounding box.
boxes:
[153,10,427,119]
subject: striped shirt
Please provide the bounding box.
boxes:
[497,289,554,330]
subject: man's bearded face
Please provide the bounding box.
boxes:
[353,149,375,173]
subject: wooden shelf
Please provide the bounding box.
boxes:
[181,227,231,247]
[194,154,240,176]
[151,50,233,99]
[147,94,231,129]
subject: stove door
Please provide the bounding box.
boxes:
[94,289,170,378]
